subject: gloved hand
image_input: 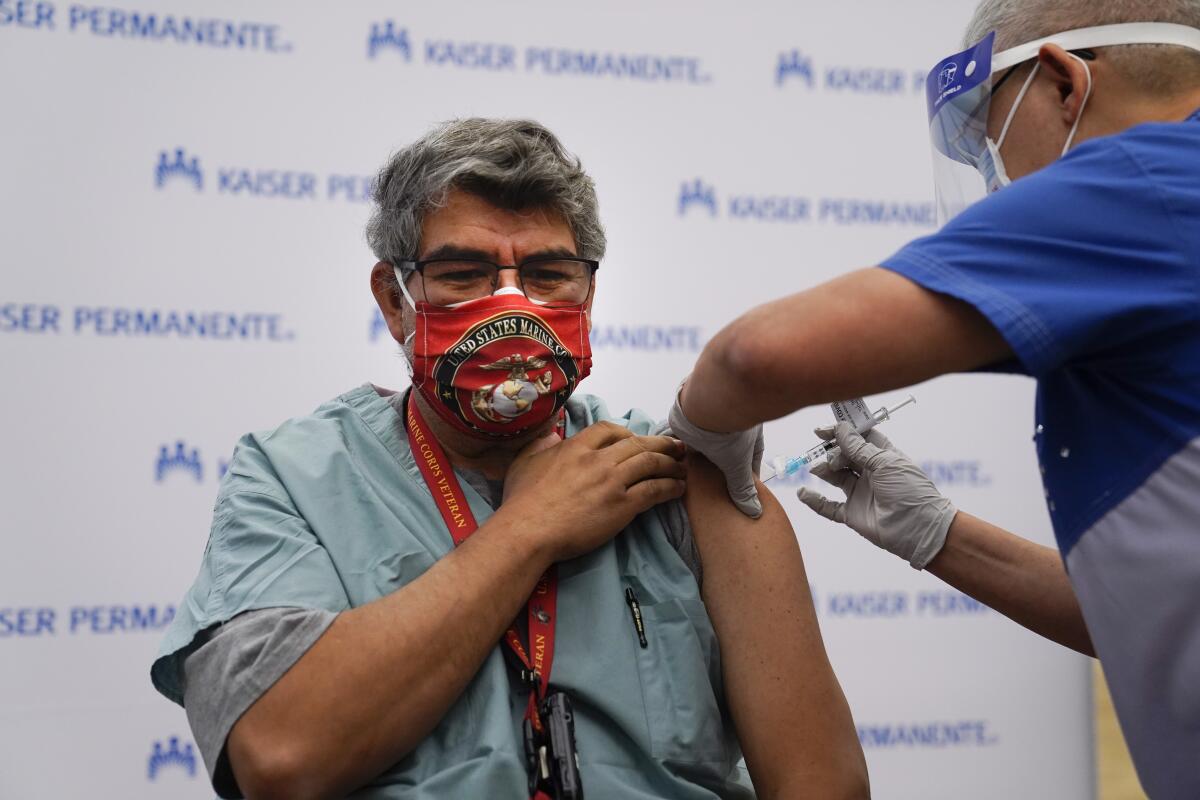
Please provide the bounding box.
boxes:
[667,383,765,518]
[797,422,955,569]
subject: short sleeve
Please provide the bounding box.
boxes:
[183,607,337,799]
[151,434,352,705]
[881,136,1199,377]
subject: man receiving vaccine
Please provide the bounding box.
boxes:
[151,118,867,799]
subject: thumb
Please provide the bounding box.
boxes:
[751,425,765,474]
[504,430,562,503]
[797,487,846,523]
[833,422,888,471]
[721,444,763,518]
[727,466,763,518]
[515,430,561,460]
[864,426,895,452]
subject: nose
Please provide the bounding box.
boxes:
[496,266,521,290]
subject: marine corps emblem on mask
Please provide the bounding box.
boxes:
[408,294,592,438]
[471,354,556,423]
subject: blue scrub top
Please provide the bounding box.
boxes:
[882,109,1200,799]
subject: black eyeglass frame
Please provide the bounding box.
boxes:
[395,256,600,306]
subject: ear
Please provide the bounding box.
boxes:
[370,261,410,343]
[1037,44,1092,126]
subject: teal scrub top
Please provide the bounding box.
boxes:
[152,384,755,799]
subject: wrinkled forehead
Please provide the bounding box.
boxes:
[418,189,577,260]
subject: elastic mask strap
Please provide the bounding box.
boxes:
[1061,55,1093,155]
[393,265,418,311]
[996,62,1040,149]
[391,265,416,357]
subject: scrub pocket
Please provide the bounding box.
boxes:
[633,595,734,766]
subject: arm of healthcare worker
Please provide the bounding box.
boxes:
[685,455,870,799]
[224,423,686,800]
[668,267,1009,519]
[686,267,1012,431]
[799,423,1094,657]
[679,268,1012,434]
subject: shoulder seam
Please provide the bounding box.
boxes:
[1112,138,1200,307]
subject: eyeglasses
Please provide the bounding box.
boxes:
[398,256,599,307]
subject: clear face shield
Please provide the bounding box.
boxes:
[926,22,1200,225]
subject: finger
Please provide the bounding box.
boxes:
[721,456,762,518]
[833,422,889,471]
[607,434,687,465]
[617,450,688,487]
[626,477,687,510]
[813,424,836,441]
[729,483,763,518]
[514,430,563,461]
[574,420,635,449]
[751,426,765,474]
[810,461,856,493]
[865,427,894,451]
[796,488,847,524]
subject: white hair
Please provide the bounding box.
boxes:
[965,0,1200,93]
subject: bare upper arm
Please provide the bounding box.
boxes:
[684,455,869,799]
[694,267,1012,429]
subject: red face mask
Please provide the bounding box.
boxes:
[403,286,592,438]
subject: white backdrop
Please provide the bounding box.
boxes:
[0,1,1094,798]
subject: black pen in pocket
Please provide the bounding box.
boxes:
[625,587,648,648]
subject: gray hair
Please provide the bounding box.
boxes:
[964,0,1200,94]
[366,118,606,285]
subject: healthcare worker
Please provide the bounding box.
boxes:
[669,1,1200,797]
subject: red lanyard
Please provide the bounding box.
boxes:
[405,395,560,744]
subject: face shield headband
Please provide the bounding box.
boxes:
[926,22,1200,225]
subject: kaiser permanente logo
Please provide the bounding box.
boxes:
[155,440,231,484]
[821,588,993,619]
[773,459,992,488]
[147,737,198,781]
[678,179,936,227]
[857,720,999,749]
[369,308,704,352]
[1,603,175,638]
[2,302,295,341]
[0,3,292,53]
[775,49,924,94]
[366,20,711,85]
[155,147,375,203]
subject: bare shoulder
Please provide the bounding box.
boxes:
[682,454,804,595]
[683,454,794,539]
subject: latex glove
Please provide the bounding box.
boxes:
[667,383,765,518]
[797,422,955,569]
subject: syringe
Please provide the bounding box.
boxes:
[762,394,917,483]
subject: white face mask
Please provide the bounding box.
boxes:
[979,53,1094,193]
